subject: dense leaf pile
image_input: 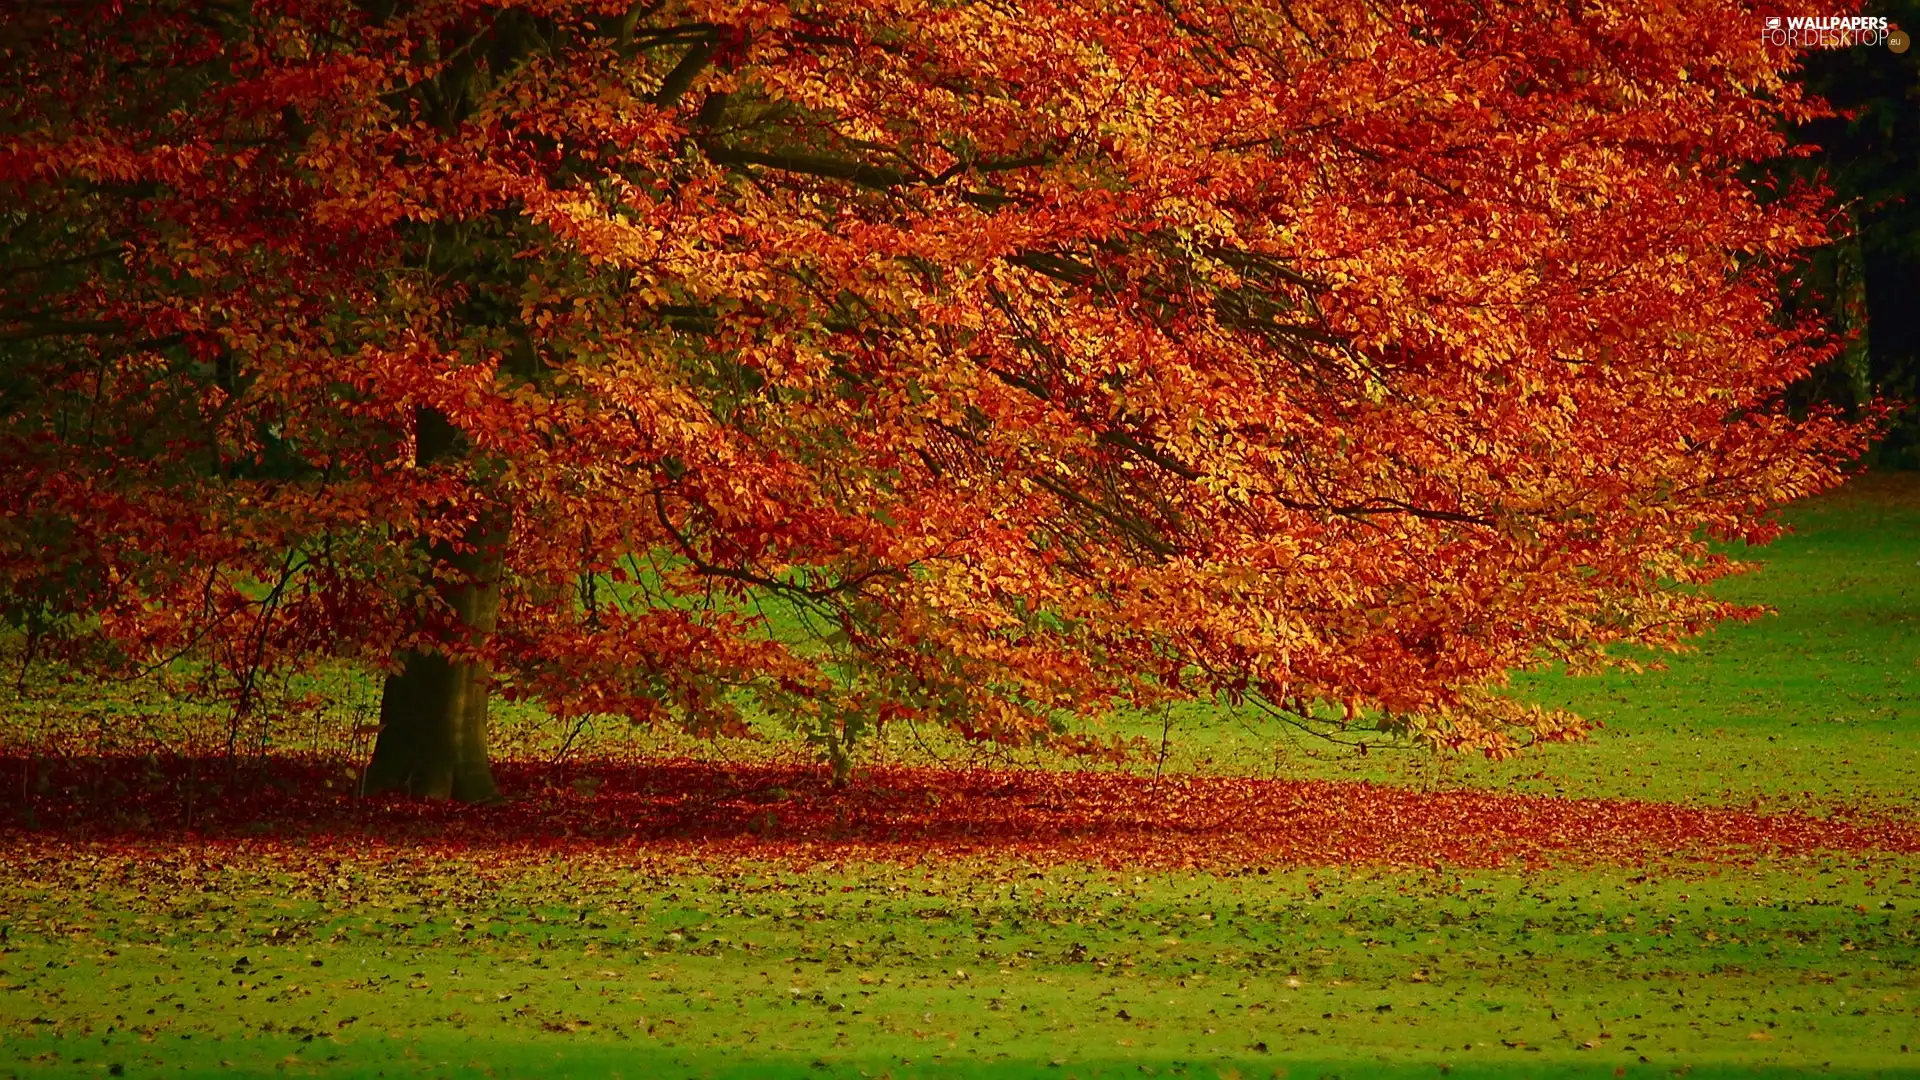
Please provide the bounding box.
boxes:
[9,755,1915,870]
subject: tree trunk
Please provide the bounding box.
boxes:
[363,408,509,802]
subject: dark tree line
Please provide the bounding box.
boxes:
[1787,2,1920,467]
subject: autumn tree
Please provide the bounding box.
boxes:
[0,0,1866,800]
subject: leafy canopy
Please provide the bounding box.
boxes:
[0,0,1864,759]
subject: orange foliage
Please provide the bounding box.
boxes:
[0,0,1867,758]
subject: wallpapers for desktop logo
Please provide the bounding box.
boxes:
[1761,14,1910,51]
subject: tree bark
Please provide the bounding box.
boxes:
[363,408,509,802]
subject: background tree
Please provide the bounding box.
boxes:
[1779,0,1920,467]
[1,0,1867,800]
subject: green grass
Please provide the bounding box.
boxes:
[5,855,1920,1078]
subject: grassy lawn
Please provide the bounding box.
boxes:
[5,852,1919,1078]
[3,476,1918,1077]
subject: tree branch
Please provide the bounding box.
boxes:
[650,488,903,600]
[650,30,718,106]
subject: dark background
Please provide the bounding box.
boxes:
[1784,0,1920,468]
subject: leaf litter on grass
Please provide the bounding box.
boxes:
[9,748,1917,1074]
[4,840,1919,1079]
[7,752,1920,1078]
